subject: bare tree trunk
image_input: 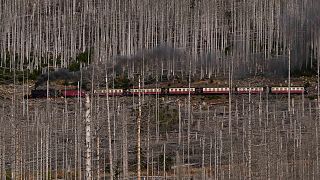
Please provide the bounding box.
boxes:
[85,94,92,180]
[122,106,128,180]
[202,137,205,180]
[248,91,252,180]
[106,75,114,179]
[137,76,142,180]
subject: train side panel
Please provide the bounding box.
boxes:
[61,90,86,97]
[128,88,161,95]
[168,88,196,95]
[271,87,305,94]
[94,89,124,96]
[236,87,264,94]
[203,87,230,94]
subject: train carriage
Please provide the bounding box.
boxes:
[61,90,86,97]
[94,89,124,96]
[270,87,305,94]
[203,87,230,94]
[236,87,264,94]
[168,88,196,95]
[129,88,161,95]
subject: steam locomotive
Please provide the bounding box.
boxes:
[27,89,86,98]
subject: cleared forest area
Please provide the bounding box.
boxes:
[0,0,320,179]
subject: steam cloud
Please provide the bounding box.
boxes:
[35,69,81,89]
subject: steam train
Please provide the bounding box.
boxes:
[94,86,306,96]
[27,86,306,99]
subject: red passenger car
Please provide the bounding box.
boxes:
[236,87,264,94]
[61,90,86,97]
[128,88,161,95]
[203,87,230,94]
[168,88,196,95]
[270,87,305,94]
[94,89,123,96]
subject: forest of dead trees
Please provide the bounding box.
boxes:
[1,89,320,179]
[0,0,319,80]
[1,0,320,179]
